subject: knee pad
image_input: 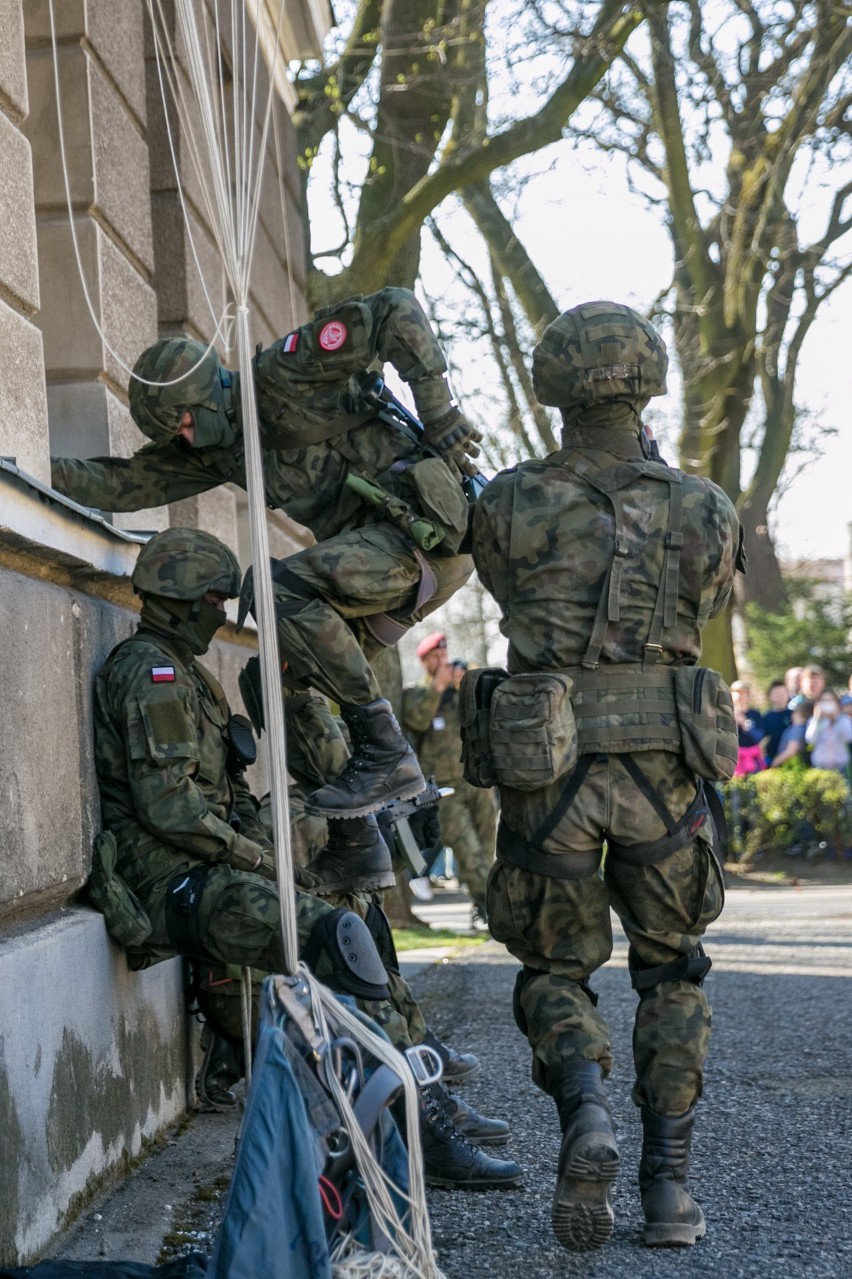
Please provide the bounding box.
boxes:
[164,867,212,960]
[628,942,712,996]
[363,901,400,975]
[301,908,390,1001]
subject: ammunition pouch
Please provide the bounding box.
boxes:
[87,831,153,949]
[458,666,508,788]
[489,672,578,791]
[672,666,737,781]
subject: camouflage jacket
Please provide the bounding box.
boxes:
[94,627,269,899]
[401,683,464,783]
[52,288,457,544]
[471,429,740,674]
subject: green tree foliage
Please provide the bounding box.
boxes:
[744,581,852,693]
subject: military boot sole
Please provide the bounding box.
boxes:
[551,1135,619,1253]
[306,775,426,819]
[308,867,397,895]
[425,1166,524,1191]
[643,1206,706,1248]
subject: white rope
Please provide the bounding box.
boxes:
[239,965,253,1085]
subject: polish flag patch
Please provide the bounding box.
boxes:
[282,331,300,353]
[151,666,176,683]
[318,320,348,351]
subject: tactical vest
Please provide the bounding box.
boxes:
[544,445,687,756]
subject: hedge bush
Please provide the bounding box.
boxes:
[721,767,852,862]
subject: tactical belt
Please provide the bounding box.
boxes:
[569,664,682,756]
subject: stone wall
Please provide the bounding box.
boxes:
[0,0,325,1263]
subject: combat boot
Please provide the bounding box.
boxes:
[195,1026,244,1110]
[307,700,425,818]
[422,1028,481,1084]
[639,1106,706,1247]
[546,1060,619,1253]
[412,1088,523,1190]
[428,1082,510,1146]
[298,814,395,895]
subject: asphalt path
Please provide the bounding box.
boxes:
[53,882,852,1277]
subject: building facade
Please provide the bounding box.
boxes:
[0,1,328,1262]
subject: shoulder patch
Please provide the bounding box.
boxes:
[318,320,348,352]
[282,331,300,354]
[151,666,176,683]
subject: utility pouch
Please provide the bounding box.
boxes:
[402,457,470,554]
[458,666,509,788]
[87,830,153,948]
[490,672,578,792]
[673,666,738,781]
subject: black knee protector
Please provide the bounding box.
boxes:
[302,908,391,1001]
[164,867,212,961]
[513,965,549,1036]
[628,942,712,996]
[363,901,401,975]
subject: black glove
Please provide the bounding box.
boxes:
[423,407,483,479]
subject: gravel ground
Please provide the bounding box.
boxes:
[54,881,852,1278]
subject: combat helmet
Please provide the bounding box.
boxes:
[132,528,241,601]
[129,339,235,446]
[532,301,668,411]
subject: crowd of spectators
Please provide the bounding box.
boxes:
[724,664,852,862]
[730,664,852,784]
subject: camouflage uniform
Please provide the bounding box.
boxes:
[401,681,496,913]
[52,289,474,726]
[91,530,412,1049]
[470,303,740,1115]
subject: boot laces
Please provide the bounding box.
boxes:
[423,1090,477,1152]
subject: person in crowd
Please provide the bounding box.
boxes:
[401,632,496,928]
[761,679,792,763]
[90,527,522,1190]
[805,690,852,780]
[731,681,765,776]
[470,301,740,1251]
[769,699,812,769]
[799,664,827,705]
[784,667,803,703]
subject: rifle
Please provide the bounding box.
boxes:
[352,371,490,503]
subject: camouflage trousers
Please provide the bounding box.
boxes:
[269,522,472,706]
[436,779,496,913]
[140,867,414,1052]
[488,751,724,1116]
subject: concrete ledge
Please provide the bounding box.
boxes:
[0,907,188,1265]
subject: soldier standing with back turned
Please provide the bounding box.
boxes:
[469,302,742,1252]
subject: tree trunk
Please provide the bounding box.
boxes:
[735,504,787,612]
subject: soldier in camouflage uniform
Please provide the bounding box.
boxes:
[470,302,741,1251]
[401,632,496,921]
[93,526,520,1189]
[52,288,479,892]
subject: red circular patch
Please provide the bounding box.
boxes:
[318,320,348,352]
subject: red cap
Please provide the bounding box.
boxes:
[416,631,447,659]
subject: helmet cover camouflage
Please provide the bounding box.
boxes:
[129,339,227,444]
[532,301,668,410]
[132,528,241,600]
